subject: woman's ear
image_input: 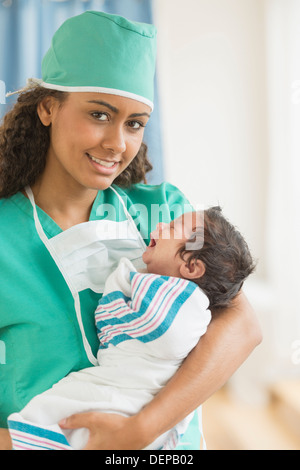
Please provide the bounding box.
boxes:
[179,259,206,280]
[37,96,58,126]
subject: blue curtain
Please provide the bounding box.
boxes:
[0,0,164,184]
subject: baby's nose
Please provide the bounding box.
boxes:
[157,222,167,231]
[150,222,167,239]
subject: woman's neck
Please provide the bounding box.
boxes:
[30,176,98,231]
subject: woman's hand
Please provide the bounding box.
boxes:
[61,291,262,450]
[59,412,150,450]
[0,428,12,450]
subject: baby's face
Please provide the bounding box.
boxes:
[142,211,202,276]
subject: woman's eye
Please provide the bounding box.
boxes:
[92,112,109,121]
[128,120,144,130]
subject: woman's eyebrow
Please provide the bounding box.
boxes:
[87,100,118,113]
[86,100,150,118]
[129,112,151,118]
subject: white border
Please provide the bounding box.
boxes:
[41,82,154,111]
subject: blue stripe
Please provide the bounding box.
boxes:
[98,333,132,349]
[97,275,198,348]
[7,419,70,446]
[96,290,131,306]
[97,277,169,346]
[139,282,197,343]
[11,437,57,450]
[97,277,165,327]
[135,276,181,321]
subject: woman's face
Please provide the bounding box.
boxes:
[38,92,151,191]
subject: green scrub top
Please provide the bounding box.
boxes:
[0,182,200,449]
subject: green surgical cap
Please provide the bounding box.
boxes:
[41,11,157,110]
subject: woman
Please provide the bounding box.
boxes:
[0,11,261,450]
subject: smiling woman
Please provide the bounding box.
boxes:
[82,97,151,178]
[34,92,151,200]
[0,89,153,203]
[0,10,261,451]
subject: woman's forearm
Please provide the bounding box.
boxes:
[0,429,12,450]
[136,291,262,442]
[39,292,262,451]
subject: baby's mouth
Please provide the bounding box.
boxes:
[149,237,156,248]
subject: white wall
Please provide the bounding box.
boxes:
[153,0,300,401]
[153,0,269,279]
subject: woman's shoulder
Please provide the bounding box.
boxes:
[116,182,193,210]
[0,192,29,217]
[0,192,36,239]
[0,195,17,215]
[121,181,182,194]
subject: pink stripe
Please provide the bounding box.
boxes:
[130,275,177,326]
[100,275,159,344]
[98,274,155,329]
[11,431,69,450]
[132,274,179,312]
[96,299,124,312]
[101,276,186,345]
[131,278,175,333]
[129,276,183,333]
[95,299,125,318]
[98,304,133,336]
[96,304,131,322]
[98,273,156,319]
[99,311,132,343]
[97,275,155,344]
[131,271,151,291]
[131,278,186,337]
[12,443,33,450]
[131,273,156,310]
[101,276,181,344]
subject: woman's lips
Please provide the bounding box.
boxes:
[86,153,119,174]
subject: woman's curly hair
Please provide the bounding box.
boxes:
[0,86,152,198]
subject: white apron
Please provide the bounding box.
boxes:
[25,185,147,365]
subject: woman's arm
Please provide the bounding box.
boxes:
[137,291,262,441]
[0,429,12,450]
[60,291,262,449]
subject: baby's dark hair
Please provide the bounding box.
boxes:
[178,206,256,309]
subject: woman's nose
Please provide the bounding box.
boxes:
[101,125,126,154]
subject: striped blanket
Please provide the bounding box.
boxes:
[8,258,211,450]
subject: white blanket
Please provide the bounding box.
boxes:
[8,258,211,450]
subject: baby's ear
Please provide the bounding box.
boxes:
[179,259,205,280]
